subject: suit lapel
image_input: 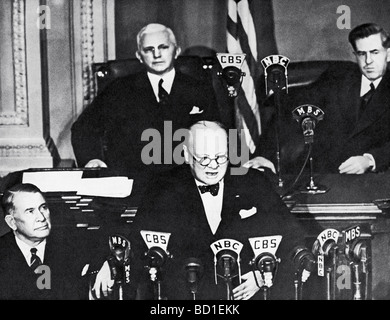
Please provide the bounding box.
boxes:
[348,73,362,124]
[132,72,162,129]
[216,171,241,236]
[175,167,214,237]
[349,73,390,139]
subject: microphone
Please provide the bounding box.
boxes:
[292,246,316,274]
[210,239,243,300]
[217,250,237,279]
[216,249,238,300]
[107,234,132,300]
[216,53,246,98]
[292,104,324,144]
[140,230,173,300]
[291,246,315,300]
[145,246,169,270]
[291,245,315,296]
[261,54,290,95]
[184,258,203,299]
[291,104,328,195]
[252,252,279,288]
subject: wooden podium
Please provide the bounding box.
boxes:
[277,171,390,300]
[1,168,390,299]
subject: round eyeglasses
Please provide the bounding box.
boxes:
[191,153,229,167]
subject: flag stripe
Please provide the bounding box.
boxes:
[227,0,261,154]
[235,15,259,77]
[237,0,258,61]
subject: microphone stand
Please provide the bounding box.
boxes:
[273,82,284,188]
[294,270,304,300]
[149,267,165,300]
[299,142,328,194]
[222,258,234,300]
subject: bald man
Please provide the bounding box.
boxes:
[92,120,307,300]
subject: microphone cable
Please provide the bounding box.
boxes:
[281,142,312,200]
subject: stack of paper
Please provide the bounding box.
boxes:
[22,171,133,198]
[77,177,133,198]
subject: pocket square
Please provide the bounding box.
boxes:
[239,206,257,219]
[189,106,204,115]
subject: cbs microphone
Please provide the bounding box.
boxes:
[140,230,172,300]
[216,53,246,98]
[184,258,203,300]
[252,252,279,288]
[248,235,282,300]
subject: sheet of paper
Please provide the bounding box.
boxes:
[22,171,83,192]
[76,177,133,198]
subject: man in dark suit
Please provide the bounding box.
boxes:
[92,120,308,300]
[0,183,88,299]
[71,23,219,192]
[247,23,390,175]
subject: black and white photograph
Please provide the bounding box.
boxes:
[1,0,390,310]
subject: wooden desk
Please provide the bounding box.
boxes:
[1,169,390,299]
[276,171,390,300]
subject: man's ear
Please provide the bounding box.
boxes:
[4,215,16,231]
[386,48,390,62]
[174,46,182,59]
[135,51,143,63]
[183,145,190,163]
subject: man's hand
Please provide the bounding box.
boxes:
[338,155,371,174]
[243,156,276,174]
[232,271,264,300]
[85,159,108,168]
[92,261,114,299]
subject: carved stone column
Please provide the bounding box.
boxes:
[0,0,52,177]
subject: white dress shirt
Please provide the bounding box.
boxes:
[195,179,224,235]
[360,75,381,96]
[15,235,46,266]
[147,68,176,102]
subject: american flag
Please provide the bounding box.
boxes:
[227,0,262,154]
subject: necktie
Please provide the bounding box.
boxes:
[30,248,42,271]
[158,78,169,105]
[359,82,375,117]
[198,183,220,196]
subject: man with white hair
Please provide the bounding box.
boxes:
[71,23,220,199]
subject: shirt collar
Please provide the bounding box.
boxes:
[147,68,176,100]
[15,235,47,266]
[361,75,382,96]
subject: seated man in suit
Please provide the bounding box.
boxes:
[247,22,390,175]
[71,23,220,197]
[0,183,89,299]
[92,120,309,300]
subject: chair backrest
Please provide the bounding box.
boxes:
[92,55,214,94]
[257,60,358,94]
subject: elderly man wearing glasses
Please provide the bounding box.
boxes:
[92,120,307,300]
